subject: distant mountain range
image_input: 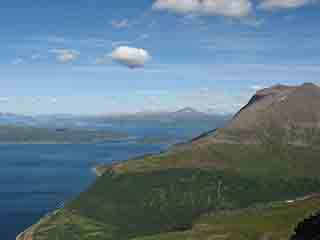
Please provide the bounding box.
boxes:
[0,107,230,126]
[0,112,36,125]
[94,107,229,122]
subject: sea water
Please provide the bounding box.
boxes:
[0,120,223,240]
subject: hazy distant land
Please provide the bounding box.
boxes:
[0,125,126,144]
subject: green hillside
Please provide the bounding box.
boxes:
[19,142,320,240]
[108,143,320,178]
[134,196,320,240]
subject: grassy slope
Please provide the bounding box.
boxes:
[67,169,320,239]
[112,143,320,178]
[135,196,320,240]
[27,143,320,240]
[32,210,117,240]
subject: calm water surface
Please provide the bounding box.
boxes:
[0,120,223,240]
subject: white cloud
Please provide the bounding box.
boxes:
[111,19,130,29]
[152,0,253,18]
[259,0,316,10]
[31,53,47,60]
[12,58,23,65]
[31,97,40,103]
[31,54,41,60]
[50,97,58,104]
[51,49,79,63]
[111,46,151,69]
[0,97,9,102]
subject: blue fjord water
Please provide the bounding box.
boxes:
[1,141,168,240]
[0,120,222,240]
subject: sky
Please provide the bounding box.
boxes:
[0,0,319,115]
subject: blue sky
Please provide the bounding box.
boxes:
[0,0,319,115]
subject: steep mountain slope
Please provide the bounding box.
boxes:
[231,83,320,129]
[17,83,320,240]
[196,83,320,144]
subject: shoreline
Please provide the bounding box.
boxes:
[92,166,110,177]
[16,209,61,240]
[91,166,102,177]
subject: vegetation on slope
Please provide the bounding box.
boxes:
[67,168,320,240]
[27,163,320,240]
[108,143,320,178]
[135,196,320,240]
[31,209,117,240]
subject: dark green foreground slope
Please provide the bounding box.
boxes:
[135,195,320,240]
[20,143,320,240]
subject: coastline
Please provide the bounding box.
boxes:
[16,209,60,240]
[92,165,110,177]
